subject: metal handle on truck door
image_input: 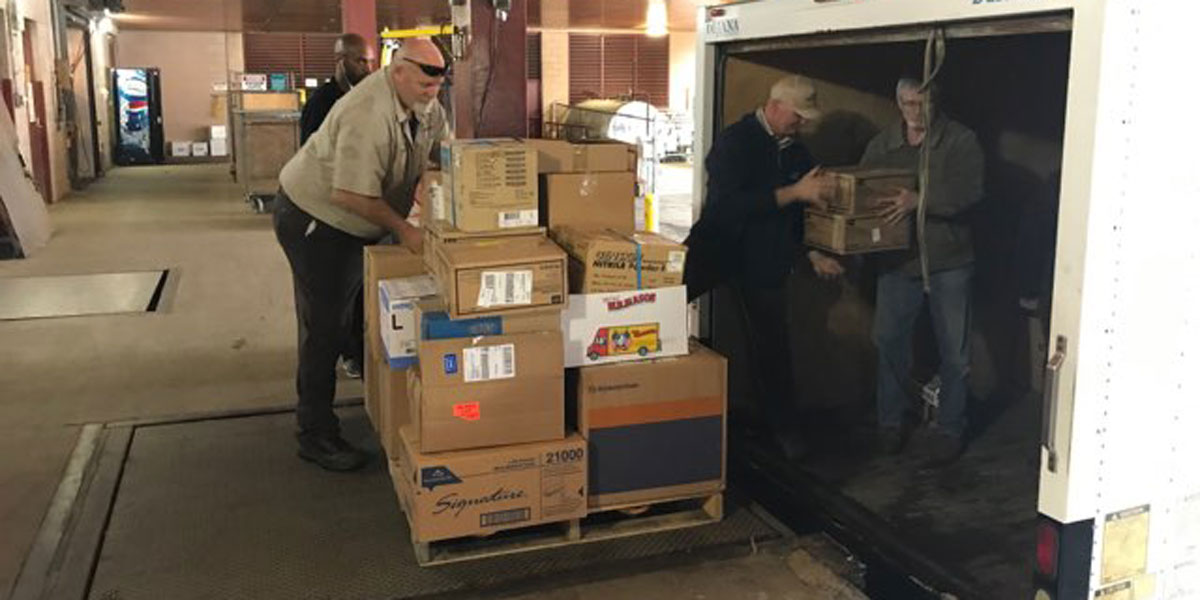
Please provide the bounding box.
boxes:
[1041,335,1067,473]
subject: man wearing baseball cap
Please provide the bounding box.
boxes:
[684,74,838,460]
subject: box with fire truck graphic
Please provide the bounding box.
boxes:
[561,285,688,368]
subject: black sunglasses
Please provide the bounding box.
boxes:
[403,57,449,77]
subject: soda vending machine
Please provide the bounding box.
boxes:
[112,67,164,165]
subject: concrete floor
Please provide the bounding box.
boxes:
[0,165,863,600]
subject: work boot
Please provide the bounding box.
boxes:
[298,434,369,472]
[878,427,906,455]
[924,431,965,466]
[338,356,363,380]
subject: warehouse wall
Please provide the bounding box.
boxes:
[668,30,695,114]
[115,30,242,146]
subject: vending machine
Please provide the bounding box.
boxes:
[112,67,164,165]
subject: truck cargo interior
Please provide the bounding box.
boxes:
[704,16,1072,598]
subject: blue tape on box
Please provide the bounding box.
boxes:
[420,310,505,340]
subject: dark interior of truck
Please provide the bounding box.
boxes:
[699,19,1073,599]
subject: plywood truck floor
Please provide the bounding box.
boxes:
[17,406,794,600]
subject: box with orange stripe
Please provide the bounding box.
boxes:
[571,341,727,510]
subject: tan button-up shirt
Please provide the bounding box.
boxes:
[280,68,448,239]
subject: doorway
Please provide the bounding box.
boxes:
[22,18,53,202]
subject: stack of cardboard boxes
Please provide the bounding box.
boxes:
[367,137,728,549]
[804,167,915,255]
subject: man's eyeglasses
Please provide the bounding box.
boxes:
[404,58,449,77]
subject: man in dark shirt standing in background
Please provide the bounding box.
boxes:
[684,75,839,460]
[300,33,372,145]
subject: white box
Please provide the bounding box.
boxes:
[171,142,191,157]
[379,275,440,368]
[209,125,228,139]
[561,285,688,368]
[209,138,229,157]
[191,142,209,157]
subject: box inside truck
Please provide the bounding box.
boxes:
[701,16,1073,597]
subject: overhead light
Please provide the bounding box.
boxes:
[645,0,668,37]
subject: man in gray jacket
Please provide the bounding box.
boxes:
[859,78,984,464]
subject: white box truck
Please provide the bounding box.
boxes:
[692,2,1200,599]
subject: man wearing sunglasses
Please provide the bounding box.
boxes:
[300,33,373,146]
[274,38,449,472]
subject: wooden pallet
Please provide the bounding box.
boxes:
[409,492,724,566]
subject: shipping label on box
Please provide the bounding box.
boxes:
[540,172,636,233]
[209,138,229,157]
[527,139,636,174]
[391,428,587,543]
[171,141,191,157]
[434,236,567,319]
[415,298,560,340]
[804,210,910,256]
[191,142,209,157]
[413,330,565,453]
[561,285,688,368]
[378,275,440,369]
[552,226,687,293]
[574,342,727,508]
[441,139,538,233]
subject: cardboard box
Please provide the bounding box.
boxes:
[378,275,441,368]
[412,330,565,453]
[209,138,229,157]
[422,218,545,276]
[827,167,916,214]
[573,342,727,509]
[390,427,587,543]
[540,172,636,234]
[364,246,424,425]
[441,139,538,233]
[433,235,567,319]
[377,354,413,459]
[552,226,687,293]
[804,210,911,255]
[561,285,688,368]
[191,142,209,157]
[526,139,636,174]
[415,298,560,340]
[171,141,191,157]
[210,125,228,139]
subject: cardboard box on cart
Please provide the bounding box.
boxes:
[526,139,636,174]
[560,285,688,368]
[389,427,587,543]
[551,226,687,293]
[440,139,538,233]
[431,235,568,319]
[539,172,637,234]
[363,246,424,428]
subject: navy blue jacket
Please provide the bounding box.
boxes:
[684,112,816,297]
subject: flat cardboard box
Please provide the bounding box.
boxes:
[390,427,587,543]
[378,356,413,459]
[415,298,560,340]
[827,167,916,214]
[364,246,424,424]
[422,218,545,276]
[540,172,636,234]
[378,275,440,368]
[804,210,911,255]
[191,142,209,157]
[526,139,636,174]
[573,342,727,509]
[412,330,565,453]
[433,235,567,319]
[209,137,229,157]
[552,226,687,293]
[561,285,688,368]
[170,141,190,157]
[441,139,538,233]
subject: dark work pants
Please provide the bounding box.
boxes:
[273,192,367,440]
[734,283,799,437]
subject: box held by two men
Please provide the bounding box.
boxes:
[562,285,688,368]
[422,218,544,276]
[826,167,916,214]
[526,139,636,174]
[411,330,565,453]
[378,275,441,368]
[804,210,910,256]
[552,226,687,293]
[573,342,727,509]
[440,139,538,233]
[390,427,587,543]
[415,298,560,340]
[431,235,567,319]
[540,172,636,234]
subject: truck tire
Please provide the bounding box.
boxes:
[588,351,599,361]
[638,347,649,357]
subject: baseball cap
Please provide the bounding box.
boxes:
[771,75,822,121]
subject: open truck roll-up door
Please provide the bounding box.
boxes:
[694,1,1200,599]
